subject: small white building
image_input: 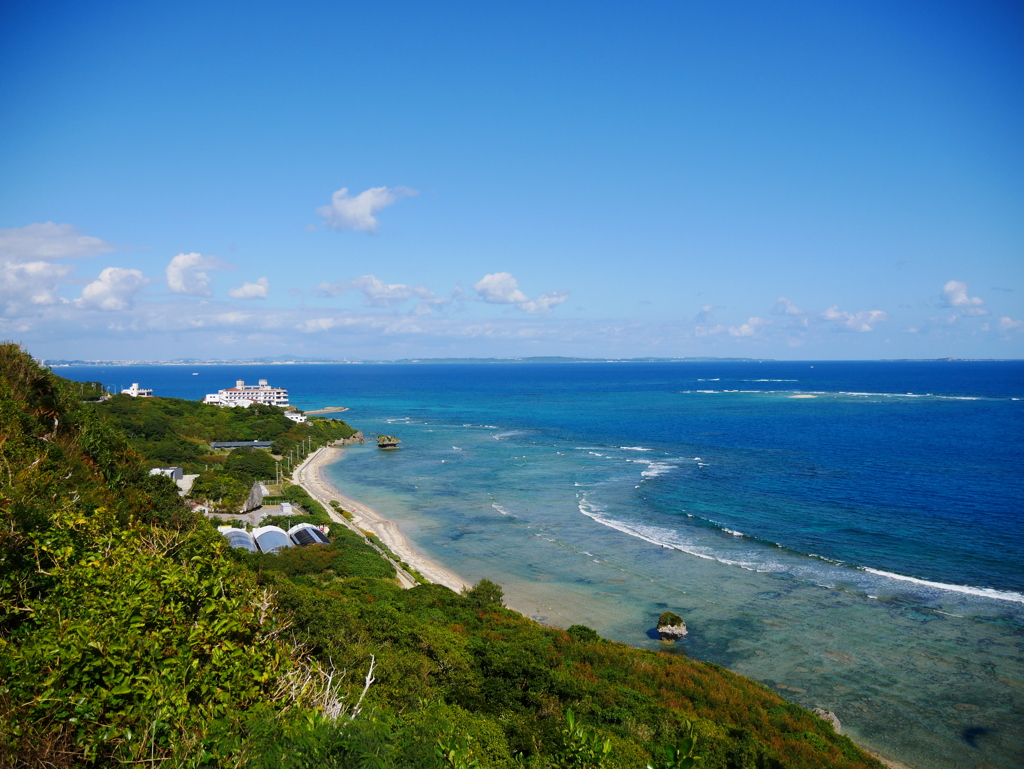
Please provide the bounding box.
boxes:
[284,411,308,423]
[203,379,290,408]
[121,383,153,397]
[149,466,183,481]
[150,466,197,495]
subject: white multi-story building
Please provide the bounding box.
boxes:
[203,379,290,408]
[121,383,153,397]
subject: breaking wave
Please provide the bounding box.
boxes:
[576,495,1024,605]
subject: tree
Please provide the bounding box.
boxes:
[462,578,504,608]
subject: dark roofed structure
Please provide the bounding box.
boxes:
[209,440,274,450]
[288,523,330,547]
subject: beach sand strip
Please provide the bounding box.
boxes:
[293,448,915,769]
[293,447,469,593]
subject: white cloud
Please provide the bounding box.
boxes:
[0,259,72,313]
[772,296,803,315]
[351,274,431,307]
[313,281,348,298]
[728,317,768,337]
[213,311,251,325]
[76,267,148,311]
[519,291,570,314]
[311,275,463,315]
[0,222,113,260]
[474,272,530,304]
[417,285,464,315]
[228,277,269,299]
[299,317,341,333]
[0,222,118,315]
[941,280,987,316]
[998,316,1023,332]
[166,252,230,296]
[693,306,717,325]
[473,272,569,315]
[821,305,888,332]
[316,186,418,233]
[694,323,725,337]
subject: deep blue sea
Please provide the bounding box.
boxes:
[63,360,1024,768]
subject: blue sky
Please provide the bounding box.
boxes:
[1,0,1021,360]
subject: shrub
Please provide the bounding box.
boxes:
[568,625,602,643]
[461,579,504,609]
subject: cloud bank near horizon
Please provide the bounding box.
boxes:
[1,221,1019,360]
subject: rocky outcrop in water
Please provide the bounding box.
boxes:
[335,431,365,446]
[812,708,842,734]
[658,623,688,640]
[376,434,401,449]
[657,610,688,641]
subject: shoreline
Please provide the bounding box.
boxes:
[292,446,634,623]
[294,446,917,769]
[293,446,470,593]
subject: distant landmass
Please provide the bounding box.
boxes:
[42,355,774,366]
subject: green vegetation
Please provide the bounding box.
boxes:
[94,393,357,512]
[96,392,357,473]
[244,526,398,583]
[0,344,884,768]
[0,344,336,765]
[658,612,684,627]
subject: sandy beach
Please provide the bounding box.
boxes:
[290,447,920,769]
[293,446,626,623]
[293,446,470,593]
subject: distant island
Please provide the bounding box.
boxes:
[43,355,772,366]
[40,355,1020,367]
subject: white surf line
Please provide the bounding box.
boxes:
[860,567,1024,605]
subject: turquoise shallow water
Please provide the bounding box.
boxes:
[66,360,1024,768]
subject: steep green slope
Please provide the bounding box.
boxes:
[0,344,884,768]
[0,345,336,766]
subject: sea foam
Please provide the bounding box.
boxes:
[860,568,1024,604]
[576,495,1024,606]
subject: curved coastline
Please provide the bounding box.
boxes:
[294,446,917,769]
[293,445,595,624]
[293,446,470,593]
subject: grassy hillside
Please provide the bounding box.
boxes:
[0,344,884,768]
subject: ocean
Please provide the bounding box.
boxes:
[63,360,1024,768]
